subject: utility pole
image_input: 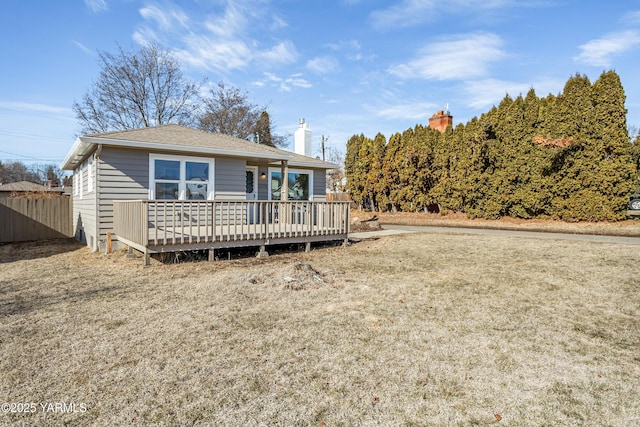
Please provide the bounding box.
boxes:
[321,135,327,161]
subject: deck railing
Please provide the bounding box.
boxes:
[113,200,350,250]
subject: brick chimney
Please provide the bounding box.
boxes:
[428,108,453,133]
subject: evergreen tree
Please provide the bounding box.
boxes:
[345,71,635,221]
[345,134,367,208]
[365,133,387,211]
[381,132,404,212]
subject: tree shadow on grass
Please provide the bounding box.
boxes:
[0,284,125,319]
[0,238,83,264]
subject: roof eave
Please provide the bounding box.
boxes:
[286,160,341,169]
[79,136,292,162]
[61,137,95,170]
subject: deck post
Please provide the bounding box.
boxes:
[257,245,269,257]
[125,246,137,259]
[143,250,150,266]
[280,160,288,201]
[209,248,215,262]
[305,242,311,252]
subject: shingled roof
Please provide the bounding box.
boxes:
[62,124,338,170]
[0,181,49,192]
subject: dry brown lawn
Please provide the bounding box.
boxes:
[1,233,639,426]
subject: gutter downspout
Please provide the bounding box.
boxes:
[94,144,102,252]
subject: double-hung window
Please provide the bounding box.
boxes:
[268,168,312,201]
[150,155,214,200]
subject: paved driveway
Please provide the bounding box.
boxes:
[351,224,640,246]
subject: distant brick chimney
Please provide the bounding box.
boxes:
[428,109,453,133]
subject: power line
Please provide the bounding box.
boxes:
[0,150,63,163]
[0,129,73,144]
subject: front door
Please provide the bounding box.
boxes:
[246,167,259,224]
[246,167,258,200]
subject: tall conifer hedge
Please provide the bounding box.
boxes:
[346,71,638,221]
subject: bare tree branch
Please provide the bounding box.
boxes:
[73,43,202,135]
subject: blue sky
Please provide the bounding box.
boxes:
[1,0,639,168]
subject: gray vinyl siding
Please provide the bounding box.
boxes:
[257,165,269,200]
[215,157,246,200]
[72,157,97,250]
[84,146,328,251]
[312,168,327,201]
[97,147,148,250]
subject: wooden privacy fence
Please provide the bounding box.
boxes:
[326,192,351,202]
[0,198,73,243]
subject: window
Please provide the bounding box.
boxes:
[269,169,312,200]
[87,157,94,193]
[185,161,208,200]
[154,159,180,199]
[75,166,83,199]
[73,169,79,196]
[149,155,213,200]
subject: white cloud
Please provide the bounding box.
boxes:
[389,33,506,81]
[306,56,340,74]
[0,102,73,116]
[375,100,437,120]
[174,35,252,71]
[140,4,189,31]
[462,77,564,109]
[269,13,288,31]
[254,72,312,92]
[84,0,107,13]
[326,39,361,51]
[325,39,369,62]
[362,89,437,120]
[204,3,248,38]
[132,28,159,47]
[462,79,531,109]
[284,75,313,90]
[136,1,298,73]
[370,0,437,30]
[573,30,640,67]
[369,0,517,30]
[622,10,640,25]
[256,41,298,65]
[72,40,93,55]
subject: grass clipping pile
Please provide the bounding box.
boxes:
[250,263,341,290]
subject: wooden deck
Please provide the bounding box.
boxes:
[113,200,350,263]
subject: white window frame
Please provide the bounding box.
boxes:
[149,154,215,200]
[87,157,94,193]
[267,167,313,201]
[73,168,79,196]
[76,165,83,200]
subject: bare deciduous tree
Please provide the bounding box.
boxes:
[324,145,345,192]
[198,83,287,147]
[73,43,202,134]
[198,83,261,139]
